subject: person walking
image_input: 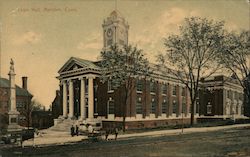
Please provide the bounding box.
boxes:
[75,125,79,136]
[115,128,118,140]
[105,129,109,141]
[71,125,75,137]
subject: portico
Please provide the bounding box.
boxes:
[57,57,101,121]
[61,75,96,120]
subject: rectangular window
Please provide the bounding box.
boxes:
[136,97,143,114]
[181,87,185,97]
[108,80,115,91]
[172,85,177,96]
[162,84,167,95]
[207,102,212,114]
[162,99,167,113]
[196,101,200,114]
[182,102,186,113]
[172,100,177,114]
[108,100,115,114]
[234,92,238,100]
[137,80,143,92]
[151,98,156,114]
[150,82,156,93]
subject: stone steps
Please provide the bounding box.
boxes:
[48,119,77,132]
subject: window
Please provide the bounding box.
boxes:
[236,105,239,114]
[172,85,177,96]
[136,97,142,114]
[173,100,177,114]
[207,102,212,114]
[228,90,232,99]
[182,102,186,113]
[162,84,167,95]
[150,82,156,93]
[234,92,238,100]
[196,101,200,114]
[162,99,167,113]
[151,98,156,114]
[189,104,192,113]
[108,39,113,45]
[181,87,185,97]
[108,99,115,114]
[108,80,115,91]
[137,80,143,92]
[119,39,125,45]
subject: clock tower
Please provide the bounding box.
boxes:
[102,10,129,50]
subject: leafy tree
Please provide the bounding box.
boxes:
[100,44,150,132]
[219,31,250,116]
[157,17,226,125]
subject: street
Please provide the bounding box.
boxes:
[1,126,250,157]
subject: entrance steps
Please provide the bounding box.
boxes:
[48,118,77,132]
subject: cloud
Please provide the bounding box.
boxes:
[13,31,42,45]
[77,32,102,50]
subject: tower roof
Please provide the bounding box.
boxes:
[109,10,124,18]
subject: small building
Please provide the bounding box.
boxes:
[51,90,62,119]
[0,77,33,130]
[199,75,244,119]
[31,110,54,129]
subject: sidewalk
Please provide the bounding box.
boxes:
[22,123,250,147]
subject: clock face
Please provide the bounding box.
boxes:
[107,28,113,38]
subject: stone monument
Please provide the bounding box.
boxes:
[7,59,22,132]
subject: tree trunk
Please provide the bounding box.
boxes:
[190,101,195,126]
[122,89,128,132]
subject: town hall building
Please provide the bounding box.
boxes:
[53,10,245,130]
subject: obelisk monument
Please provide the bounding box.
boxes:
[7,59,21,132]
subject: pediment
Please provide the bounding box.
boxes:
[58,57,89,73]
[64,62,86,72]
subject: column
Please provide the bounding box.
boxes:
[68,80,74,118]
[62,80,68,117]
[80,78,86,119]
[87,75,95,119]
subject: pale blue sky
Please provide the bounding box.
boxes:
[0,0,249,108]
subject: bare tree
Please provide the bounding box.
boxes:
[100,44,150,132]
[23,99,44,128]
[157,17,226,125]
[219,31,250,116]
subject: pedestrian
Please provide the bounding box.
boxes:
[115,128,118,140]
[71,125,75,137]
[75,125,79,136]
[105,129,109,141]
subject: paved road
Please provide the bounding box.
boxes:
[1,126,250,157]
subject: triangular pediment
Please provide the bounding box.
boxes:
[58,57,88,73]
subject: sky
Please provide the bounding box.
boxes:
[0,0,249,109]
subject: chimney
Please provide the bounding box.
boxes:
[22,76,28,90]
